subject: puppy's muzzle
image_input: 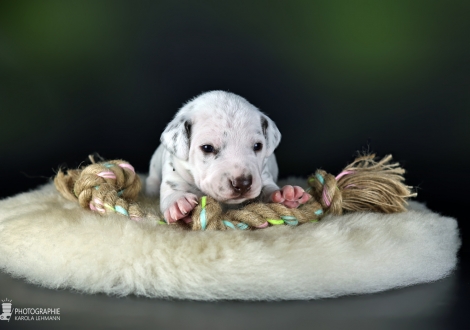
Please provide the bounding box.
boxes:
[230,176,252,195]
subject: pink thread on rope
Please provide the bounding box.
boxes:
[322,188,331,206]
[118,163,135,173]
[89,202,105,213]
[97,171,116,179]
[256,222,269,229]
[335,170,354,181]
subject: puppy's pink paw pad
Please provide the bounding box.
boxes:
[270,185,311,209]
[164,194,198,223]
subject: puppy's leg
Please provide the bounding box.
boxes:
[146,145,165,196]
[159,158,201,223]
[161,191,199,224]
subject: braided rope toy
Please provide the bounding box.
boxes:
[54,156,150,221]
[54,154,416,230]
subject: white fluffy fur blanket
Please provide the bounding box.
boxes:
[0,181,460,301]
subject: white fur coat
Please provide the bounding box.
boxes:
[0,181,460,300]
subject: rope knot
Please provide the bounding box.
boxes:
[307,154,417,215]
[54,157,146,220]
[308,170,344,214]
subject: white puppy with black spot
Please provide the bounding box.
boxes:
[146,91,310,223]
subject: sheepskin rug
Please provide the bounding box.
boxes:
[0,180,461,301]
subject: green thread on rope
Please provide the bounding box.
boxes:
[281,216,298,226]
[281,216,296,220]
[223,220,236,229]
[315,173,325,184]
[267,219,284,225]
[200,209,207,230]
[200,196,208,230]
[104,204,115,212]
[115,205,129,216]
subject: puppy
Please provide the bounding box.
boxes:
[146,91,310,223]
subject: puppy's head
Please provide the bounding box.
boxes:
[161,91,281,203]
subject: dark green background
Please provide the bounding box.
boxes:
[1,0,469,249]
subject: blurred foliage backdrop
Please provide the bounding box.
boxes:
[0,0,469,246]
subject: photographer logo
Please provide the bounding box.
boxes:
[1,298,60,322]
[1,298,12,322]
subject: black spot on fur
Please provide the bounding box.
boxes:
[187,169,194,179]
[165,181,178,189]
[261,117,269,138]
[184,121,192,140]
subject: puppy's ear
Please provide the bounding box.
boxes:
[261,114,281,156]
[160,116,192,160]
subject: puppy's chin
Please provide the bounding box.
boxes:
[212,191,261,204]
[222,197,250,204]
[203,186,262,204]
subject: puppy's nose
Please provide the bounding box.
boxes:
[231,176,252,195]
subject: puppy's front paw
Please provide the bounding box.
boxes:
[270,185,311,209]
[163,193,199,224]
